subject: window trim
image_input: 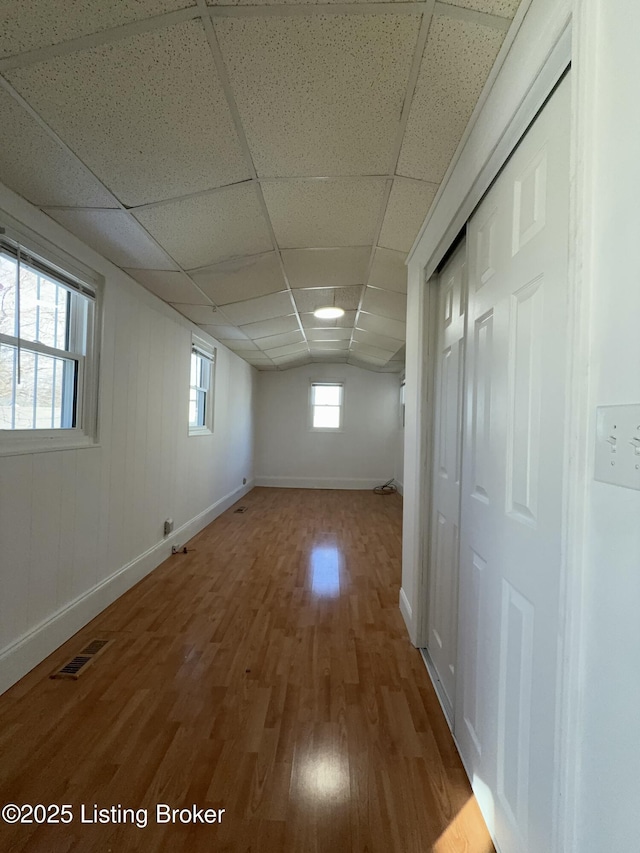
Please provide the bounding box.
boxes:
[0,215,102,457]
[309,380,345,432]
[188,335,215,436]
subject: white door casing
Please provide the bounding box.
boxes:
[455,74,571,853]
[426,242,466,718]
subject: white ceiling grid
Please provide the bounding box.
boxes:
[0,0,523,371]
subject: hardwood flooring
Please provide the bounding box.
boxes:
[0,487,494,852]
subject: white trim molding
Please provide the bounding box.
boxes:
[0,480,254,696]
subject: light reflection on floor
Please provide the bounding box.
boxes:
[310,542,341,598]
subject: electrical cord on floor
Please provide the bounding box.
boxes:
[373,478,398,496]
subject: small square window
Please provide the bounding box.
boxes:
[189,337,215,435]
[310,381,343,431]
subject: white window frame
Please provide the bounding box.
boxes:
[188,336,215,436]
[0,216,101,457]
[309,380,344,432]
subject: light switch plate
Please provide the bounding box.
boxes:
[594,404,640,490]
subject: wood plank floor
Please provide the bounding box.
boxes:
[0,488,494,853]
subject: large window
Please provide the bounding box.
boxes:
[0,227,98,451]
[189,337,215,434]
[310,381,343,430]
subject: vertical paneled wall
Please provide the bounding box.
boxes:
[0,184,256,691]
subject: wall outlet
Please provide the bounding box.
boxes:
[595,404,640,490]
[164,518,173,536]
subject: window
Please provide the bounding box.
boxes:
[189,337,215,434]
[310,381,343,430]
[0,224,99,452]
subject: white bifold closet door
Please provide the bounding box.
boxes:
[426,242,466,720]
[456,74,570,853]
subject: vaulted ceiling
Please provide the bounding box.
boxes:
[0,0,522,371]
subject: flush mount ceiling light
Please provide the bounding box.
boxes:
[313,306,345,320]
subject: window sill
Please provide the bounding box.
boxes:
[0,430,98,457]
[188,426,213,437]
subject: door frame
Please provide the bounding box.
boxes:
[401,4,592,852]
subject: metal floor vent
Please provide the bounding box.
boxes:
[50,638,112,680]
[234,506,248,514]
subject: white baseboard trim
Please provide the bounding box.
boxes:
[0,480,254,696]
[399,586,415,643]
[255,476,392,490]
[419,647,454,729]
[395,481,404,496]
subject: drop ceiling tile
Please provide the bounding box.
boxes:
[223,291,295,326]
[312,356,348,364]
[0,0,196,58]
[281,247,370,290]
[256,364,278,371]
[245,354,274,362]
[273,355,312,368]
[360,287,407,322]
[0,90,118,207]
[169,304,221,324]
[397,15,506,184]
[240,315,300,340]
[215,15,420,176]
[44,208,176,269]
[293,286,362,315]
[309,340,349,351]
[301,310,357,330]
[224,339,260,352]
[124,269,205,305]
[349,352,389,368]
[254,330,305,351]
[7,20,248,205]
[265,342,309,359]
[306,328,353,342]
[356,312,406,341]
[377,362,405,373]
[439,0,521,19]
[351,342,395,361]
[198,324,248,341]
[353,330,404,352]
[134,184,272,270]
[262,180,385,248]
[378,179,438,254]
[189,252,286,306]
[368,248,408,294]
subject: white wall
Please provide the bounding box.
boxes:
[255,363,400,489]
[0,183,257,694]
[575,2,640,849]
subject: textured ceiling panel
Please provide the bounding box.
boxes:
[293,286,362,315]
[124,269,206,305]
[356,311,406,341]
[215,15,420,176]
[353,329,404,352]
[222,290,295,326]
[134,184,272,270]
[198,323,249,340]
[0,89,118,207]
[189,252,286,306]
[7,21,248,205]
[349,353,389,368]
[368,247,408,294]
[0,0,196,58]
[397,15,506,183]
[254,330,305,351]
[264,342,309,358]
[271,354,311,367]
[240,315,300,340]
[281,247,370,290]
[301,310,356,329]
[439,0,521,18]
[360,287,407,322]
[169,304,224,325]
[45,208,176,269]
[306,328,352,342]
[309,340,349,351]
[378,178,438,254]
[262,179,385,248]
[223,339,260,352]
[351,342,397,361]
